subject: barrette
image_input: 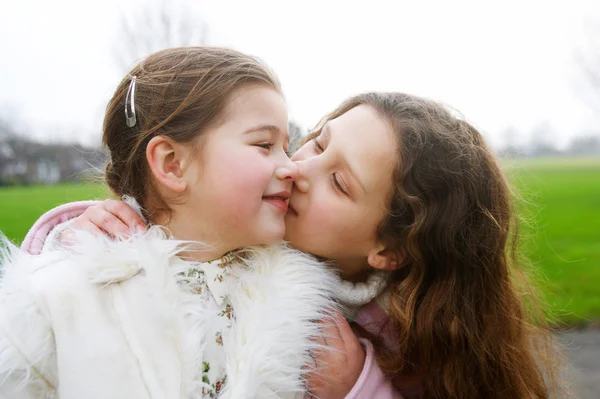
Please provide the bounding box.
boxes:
[125,76,137,127]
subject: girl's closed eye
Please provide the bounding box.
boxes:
[313,138,324,153]
[332,173,348,195]
[312,138,349,195]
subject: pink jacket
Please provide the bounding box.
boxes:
[21,201,405,399]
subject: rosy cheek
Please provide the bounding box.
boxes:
[224,152,269,186]
[305,200,337,231]
[206,152,266,215]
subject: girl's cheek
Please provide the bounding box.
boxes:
[222,152,270,188]
[310,199,337,227]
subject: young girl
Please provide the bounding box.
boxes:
[35,92,566,398]
[0,47,341,398]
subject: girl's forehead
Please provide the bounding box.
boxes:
[220,85,288,129]
[227,84,285,111]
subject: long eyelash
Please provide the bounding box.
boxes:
[313,139,346,195]
[312,138,324,152]
[333,174,346,194]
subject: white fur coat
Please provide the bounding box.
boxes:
[0,228,338,399]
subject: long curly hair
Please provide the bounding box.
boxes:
[309,92,565,398]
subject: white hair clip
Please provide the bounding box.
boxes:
[125,76,137,127]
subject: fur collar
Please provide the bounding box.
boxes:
[335,270,389,318]
[67,228,339,398]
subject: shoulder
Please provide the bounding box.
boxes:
[354,295,401,353]
[2,246,97,309]
[0,239,89,331]
[21,200,100,255]
[49,226,182,287]
[5,227,178,302]
[2,236,72,289]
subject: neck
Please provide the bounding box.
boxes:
[154,210,235,263]
[335,257,372,283]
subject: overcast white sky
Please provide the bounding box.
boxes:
[0,0,598,148]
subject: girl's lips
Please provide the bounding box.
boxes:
[286,203,297,216]
[262,196,289,213]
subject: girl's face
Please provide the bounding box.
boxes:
[183,84,297,252]
[285,105,398,280]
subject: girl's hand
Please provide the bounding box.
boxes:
[60,199,146,245]
[307,311,366,399]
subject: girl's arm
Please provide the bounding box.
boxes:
[22,201,99,254]
[21,200,146,255]
[344,339,404,399]
[307,313,404,399]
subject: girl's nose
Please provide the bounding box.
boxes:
[275,159,299,181]
[292,160,310,193]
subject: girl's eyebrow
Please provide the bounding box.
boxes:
[243,124,282,135]
[243,124,289,146]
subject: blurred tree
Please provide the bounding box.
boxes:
[529,121,562,157]
[568,133,600,156]
[0,115,19,182]
[0,116,18,140]
[575,20,600,113]
[113,0,210,73]
[498,125,523,159]
[288,121,306,154]
[0,115,107,186]
[4,137,107,185]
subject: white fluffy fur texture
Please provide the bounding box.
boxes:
[220,245,339,399]
[0,226,339,399]
[0,238,58,398]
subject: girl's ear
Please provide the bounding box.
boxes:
[146,136,189,194]
[367,244,402,271]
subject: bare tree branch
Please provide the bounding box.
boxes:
[575,19,600,112]
[112,0,210,73]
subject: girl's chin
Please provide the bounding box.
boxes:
[282,225,297,242]
[256,224,286,245]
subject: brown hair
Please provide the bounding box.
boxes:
[309,93,564,398]
[103,46,281,219]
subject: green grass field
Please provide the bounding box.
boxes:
[0,183,110,243]
[0,159,599,326]
[504,158,600,326]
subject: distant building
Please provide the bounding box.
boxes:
[0,136,107,186]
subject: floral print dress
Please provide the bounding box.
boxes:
[178,251,241,398]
